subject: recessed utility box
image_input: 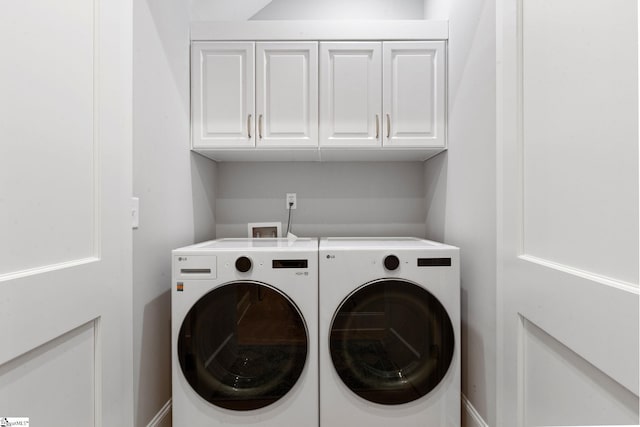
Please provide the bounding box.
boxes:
[248,222,282,238]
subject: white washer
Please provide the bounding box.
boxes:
[172,238,318,427]
[319,237,460,427]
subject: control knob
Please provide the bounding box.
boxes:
[384,255,400,271]
[235,256,252,273]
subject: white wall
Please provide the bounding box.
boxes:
[216,162,426,238]
[133,0,216,425]
[423,0,450,20]
[250,0,424,20]
[190,0,424,21]
[423,0,497,426]
[190,0,273,21]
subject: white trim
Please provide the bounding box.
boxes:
[191,20,448,41]
[462,394,490,427]
[518,255,639,294]
[94,317,102,427]
[194,147,445,162]
[0,257,100,282]
[146,399,172,427]
[495,0,506,424]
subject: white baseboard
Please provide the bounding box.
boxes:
[146,398,172,427]
[462,394,490,427]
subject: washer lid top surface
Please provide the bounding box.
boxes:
[320,237,453,250]
[176,238,318,253]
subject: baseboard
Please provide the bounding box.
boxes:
[146,398,172,427]
[462,394,490,427]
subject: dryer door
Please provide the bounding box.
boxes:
[178,281,308,410]
[329,279,454,405]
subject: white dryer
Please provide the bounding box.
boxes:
[319,237,460,427]
[171,238,318,427]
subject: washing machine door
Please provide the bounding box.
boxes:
[178,281,308,410]
[329,279,454,405]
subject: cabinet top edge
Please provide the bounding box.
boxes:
[191,20,449,41]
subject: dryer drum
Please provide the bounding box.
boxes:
[178,281,308,410]
[329,279,454,405]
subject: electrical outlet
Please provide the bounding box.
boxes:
[286,193,297,210]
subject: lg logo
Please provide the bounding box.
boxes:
[325,254,335,259]
[178,257,187,261]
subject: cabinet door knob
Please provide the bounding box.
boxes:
[386,114,391,138]
[248,114,252,139]
[375,114,380,139]
[258,114,263,139]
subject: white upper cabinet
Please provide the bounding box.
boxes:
[256,42,318,147]
[320,42,382,147]
[320,40,446,151]
[383,41,445,148]
[189,21,448,161]
[192,42,255,148]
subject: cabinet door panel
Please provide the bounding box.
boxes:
[320,42,382,147]
[192,42,255,148]
[383,41,445,147]
[257,42,318,147]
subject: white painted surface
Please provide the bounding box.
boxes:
[522,0,638,286]
[0,0,94,275]
[195,147,447,162]
[320,42,382,147]
[196,148,320,162]
[191,20,449,41]
[256,42,318,147]
[423,0,450,20]
[320,147,444,162]
[0,322,95,426]
[132,197,140,229]
[192,42,255,148]
[318,147,445,161]
[215,162,426,238]
[249,0,424,21]
[383,41,446,148]
[190,28,447,160]
[133,0,217,425]
[190,0,273,21]
[0,0,133,424]
[523,320,639,426]
[423,0,497,425]
[498,0,639,425]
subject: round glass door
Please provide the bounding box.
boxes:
[178,281,308,410]
[329,279,454,405]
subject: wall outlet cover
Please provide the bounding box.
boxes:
[286,193,297,210]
